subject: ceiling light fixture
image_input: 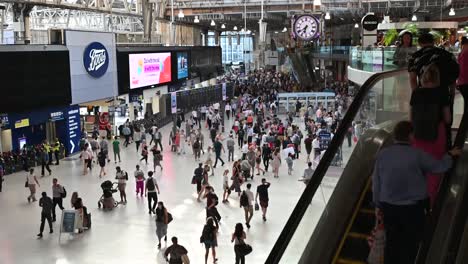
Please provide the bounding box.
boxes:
[449,8,455,16]
[411,14,417,21]
[282,27,287,32]
[178,9,184,18]
[354,23,359,28]
[233,26,238,31]
[274,31,279,34]
[194,16,199,23]
[313,0,321,6]
[221,24,226,29]
[325,12,331,20]
[210,20,216,26]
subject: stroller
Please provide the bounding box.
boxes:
[98,180,118,210]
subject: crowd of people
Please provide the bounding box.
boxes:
[16,66,352,263]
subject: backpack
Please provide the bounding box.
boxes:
[193,141,200,149]
[240,191,249,207]
[61,186,67,198]
[146,178,155,191]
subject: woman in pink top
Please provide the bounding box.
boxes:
[455,37,468,148]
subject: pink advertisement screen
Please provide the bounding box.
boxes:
[129,52,172,89]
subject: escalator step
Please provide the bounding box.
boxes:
[361,190,374,209]
[339,235,370,262]
[350,213,375,234]
[336,258,367,264]
[359,208,375,214]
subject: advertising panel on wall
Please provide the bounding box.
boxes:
[65,30,118,105]
[7,105,81,152]
[0,45,72,113]
[129,52,172,89]
[177,52,189,79]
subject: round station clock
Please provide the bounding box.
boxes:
[293,15,320,41]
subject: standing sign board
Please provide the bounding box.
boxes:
[318,130,332,150]
[66,106,81,155]
[171,92,177,114]
[61,210,77,233]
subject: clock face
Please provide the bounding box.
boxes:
[293,15,319,41]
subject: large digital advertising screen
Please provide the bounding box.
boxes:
[129,52,172,89]
[177,52,188,79]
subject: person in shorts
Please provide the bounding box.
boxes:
[255,178,271,222]
[222,169,231,203]
[115,166,128,204]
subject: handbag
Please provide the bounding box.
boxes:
[191,176,197,184]
[25,179,29,188]
[235,241,253,257]
[255,203,259,211]
[167,212,173,223]
[181,254,190,264]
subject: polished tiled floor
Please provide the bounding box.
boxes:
[0,115,353,264]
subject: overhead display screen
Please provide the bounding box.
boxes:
[129,52,172,89]
[177,52,189,79]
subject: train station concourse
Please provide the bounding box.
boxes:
[0,0,468,263]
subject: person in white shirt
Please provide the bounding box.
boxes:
[26,168,40,202]
[115,166,128,204]
[200,105,207,120]
[191,110,198,127]
[301,162,315,185]
[242,183,255,229]
[241,142,249,160]
[81,143,93,175]
[312,135,321,167]
[225,103,231,120]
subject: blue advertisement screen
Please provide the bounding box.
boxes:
[177,52,188,79]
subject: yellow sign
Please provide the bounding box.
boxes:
[14,118,30,128]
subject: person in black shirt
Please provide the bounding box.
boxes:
[194,163,204,194]
[262,144,272,172]
[164,237,188,264]
[205,186,221,226]
[213,139,225,168]
[255,178,271,222]
[37,192,53,238]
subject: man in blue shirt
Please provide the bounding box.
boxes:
[372,121,461,264]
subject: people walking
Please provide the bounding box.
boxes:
[51,178,65,222]
[134,165,145,197]
[115,167,128,204]
[255,178,271,221]
[213,138,225,168]
[152,148,163,172]
[27,168,40,203]
[255,146,265,176]
[271,149,281,178]
[152,127,164,150]
[240,183,254,228]
[201,217,218,264]
[100,136,110,162]
[40,148,51,177]
[198,165,210,202]
[97,150,107,178]
[139,145,149,165]
[222,169,231,203]
[37,192,53,238]
[227,134,236,162]
[205,147,214,175]
[230,161,242,197]
[164,237,188,264]
[155,201,170,249]
[145,171,160,214]
[112,136,121,163]
[231,223,247,264]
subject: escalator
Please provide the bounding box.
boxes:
[265,69,468,264]
[288,49,314,86]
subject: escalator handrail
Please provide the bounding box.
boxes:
[265,68,407,263]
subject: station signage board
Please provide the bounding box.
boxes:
[50,111,65,121]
